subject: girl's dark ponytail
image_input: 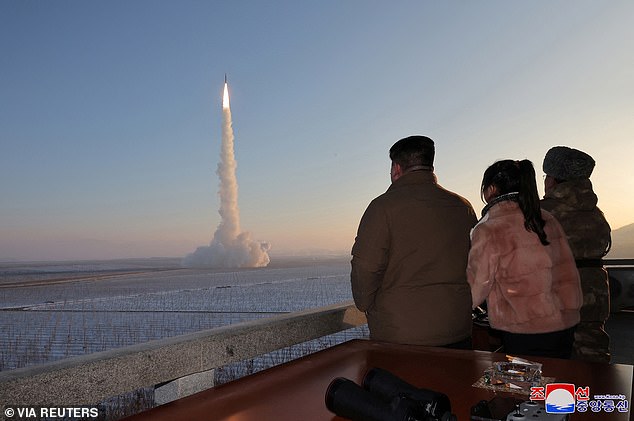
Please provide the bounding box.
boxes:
[481,159,549,245]
[517,160,549,245]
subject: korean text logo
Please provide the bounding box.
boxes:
[530,383,629,414]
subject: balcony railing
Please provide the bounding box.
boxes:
[0,259,631,419]
[0,301,366,408]
[605,259,634,312]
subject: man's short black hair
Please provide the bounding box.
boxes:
[389,135,435,170]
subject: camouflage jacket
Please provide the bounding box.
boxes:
[541,179,611,260]
[541,179,611,322]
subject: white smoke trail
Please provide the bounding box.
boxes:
[183,80,270,268]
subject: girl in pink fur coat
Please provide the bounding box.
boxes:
[467,160,582,359]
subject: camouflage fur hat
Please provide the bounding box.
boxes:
[543,146,595,181]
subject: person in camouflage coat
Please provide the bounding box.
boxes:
[541,146,612,363]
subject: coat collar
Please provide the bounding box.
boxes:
[471,194,520,240]
[544,179,598,210]
[388,170,436,191]
[481,192,519,217]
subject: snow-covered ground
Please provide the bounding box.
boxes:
[0,256,363,372]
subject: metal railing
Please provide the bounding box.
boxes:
[0,259,631,412]
[605,259,634,312]
[0,301,366,407]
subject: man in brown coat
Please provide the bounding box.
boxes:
[351,136,477,347]
[541,146,612,363]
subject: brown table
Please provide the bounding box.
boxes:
[124,339,633,420]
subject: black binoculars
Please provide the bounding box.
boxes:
[325,367,457,421]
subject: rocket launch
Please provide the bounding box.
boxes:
[183,75,270,268]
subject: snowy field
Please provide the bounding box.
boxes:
[0,256,363,372]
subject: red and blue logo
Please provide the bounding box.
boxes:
[544,383,576,414]
[532,384,629,414]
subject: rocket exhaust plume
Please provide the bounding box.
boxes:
[183,76,270,268]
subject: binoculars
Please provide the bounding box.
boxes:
[325,367,457,421]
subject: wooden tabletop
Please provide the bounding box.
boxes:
[123,339,633,421]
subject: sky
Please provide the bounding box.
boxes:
[1,1,633,262]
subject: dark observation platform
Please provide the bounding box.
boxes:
[123,339,633,421]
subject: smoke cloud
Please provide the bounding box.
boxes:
[183,80,270,268]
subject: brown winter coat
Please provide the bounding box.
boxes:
[351,171,477,346]
[467,201,582,334]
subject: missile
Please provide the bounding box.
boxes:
[222,74,230,109]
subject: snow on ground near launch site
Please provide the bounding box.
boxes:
[0,256,360,371]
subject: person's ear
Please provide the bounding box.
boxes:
[484,185,497,202]
[390,162,403,182]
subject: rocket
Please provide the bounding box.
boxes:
[222,74,230,109]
